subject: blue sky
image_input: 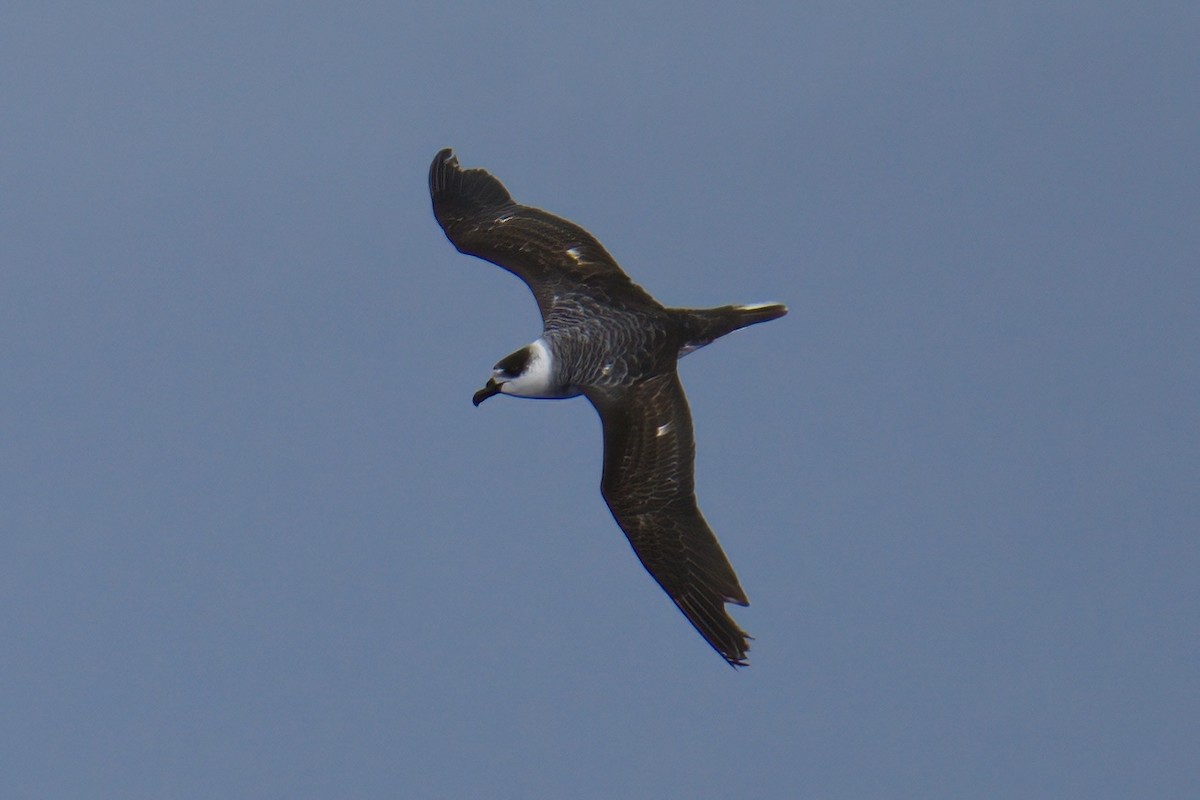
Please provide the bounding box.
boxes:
[3,2,1197,798]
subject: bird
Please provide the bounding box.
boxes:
[428,148,786,666]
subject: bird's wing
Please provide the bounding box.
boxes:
[587,371,752,666]
[429,149,656,320]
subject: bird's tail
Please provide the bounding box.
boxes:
[672,302,788,354]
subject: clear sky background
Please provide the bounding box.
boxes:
[3,3,1197,798]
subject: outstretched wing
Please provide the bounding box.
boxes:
[428,148,654,320]
[587,372,752,666]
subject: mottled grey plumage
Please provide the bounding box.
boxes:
[429,148,786,666]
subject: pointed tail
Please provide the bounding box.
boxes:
[673,302,787,353]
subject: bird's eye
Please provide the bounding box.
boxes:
[495,347,532,377]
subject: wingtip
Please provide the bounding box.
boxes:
[429,147,459,194]
[428,148,514,211]
[432,147,456,169]
[673,592,752,668]
[722,639,752,668]
[720,636,753,669]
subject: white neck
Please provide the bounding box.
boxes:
[500,339,560,398]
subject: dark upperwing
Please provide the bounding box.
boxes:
[429,148,656,320]
[586,371,752,666]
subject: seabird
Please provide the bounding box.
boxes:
[429,149,787,666]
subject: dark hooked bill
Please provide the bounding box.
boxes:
[472,379,501,406]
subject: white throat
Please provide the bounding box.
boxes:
[500,338,559,398]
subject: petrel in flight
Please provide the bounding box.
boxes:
[429,149,786,666]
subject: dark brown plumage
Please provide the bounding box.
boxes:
[429,148,786,666]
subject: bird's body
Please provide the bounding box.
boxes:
[429,149,786,666]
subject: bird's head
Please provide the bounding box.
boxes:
[472,339,558,406]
